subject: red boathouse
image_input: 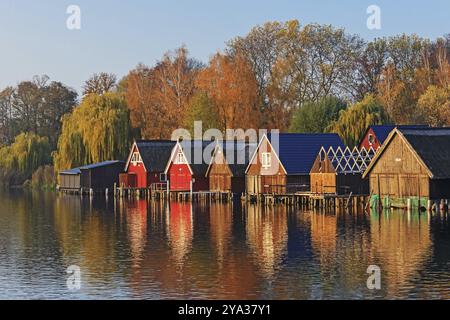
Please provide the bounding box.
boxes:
[120,140,177,189]
[164,140,214,192]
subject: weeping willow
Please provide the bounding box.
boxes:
[54,92,131,172]
[328,95,389,147]
[0,132,52,178]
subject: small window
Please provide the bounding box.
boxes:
[160,173,167,182]
[262,152,271,168]
[368,134,375,145]
[131,152,142,165]
[175,150,186,164]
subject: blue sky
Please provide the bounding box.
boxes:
[0,0,449,94]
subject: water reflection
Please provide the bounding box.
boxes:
[0,190,449,299]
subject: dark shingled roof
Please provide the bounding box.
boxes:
[214,141,257,177]
[400,128,450,179]
[267,133,345,175]
[370,125,429,145]
[180,140,216,176]
[135,140,177,172]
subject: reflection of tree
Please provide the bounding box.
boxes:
[209,203,233,267]
[124,199,148,266]
[53,195,119,286]
[370,210,432,298]
[166,201,193,268]
[246,205,288,279]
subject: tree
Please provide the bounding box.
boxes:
[328,94,388,147]
[196,53,260,131]
[227,21,284,126]
[0,76,77,148]
[38,81,78,148]
[417,85,450,127]
[53,92,131,172]
[0,132,52,181]
[124,47,201,139]
[269,21,364,109]
[183,92,220,134]
[289,96,347,133]
[83,72,117,96]
[0,87,15,146]
[354,38,388,99]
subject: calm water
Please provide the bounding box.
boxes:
[0,189,449,300]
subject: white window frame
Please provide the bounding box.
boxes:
[175,150,186,164]
[131,152,142,165]
[262,152,271,168]
[368,133,374,145]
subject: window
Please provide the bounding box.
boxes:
[262,152,271,168]
[131,152,142,165]
[160,173,167,182]
[368,134,375,145]
[175,150,186,164]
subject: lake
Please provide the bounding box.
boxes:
[0,189,449,299]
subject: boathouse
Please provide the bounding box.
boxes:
[120,140,177,189]
[310,146,376,195]
[206,141,257,195]
[245,133,345,195]
[164,140,214,192]
[59,160,125,193]
[359,125,428,149]
[362,127,450,202]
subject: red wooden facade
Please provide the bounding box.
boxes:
[120,140,176,189]
[165,143,210,192]
[359,127,382,150]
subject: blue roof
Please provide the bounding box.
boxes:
[60,160,124,175]
[267,133,345,174]
[370,125,429,145]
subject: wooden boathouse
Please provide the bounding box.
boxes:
[164,140,214,192]
[59,160,125,193]
[206,141,257,195]
[245,133,345,195]
[120,140,176,190]
[363,127,450,205]
[310,146,376,195]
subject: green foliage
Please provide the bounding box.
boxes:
[53,92,131,173]
[0,132,52,186]
[328,94,388,147]
[30,165,56,190]
[289,96,347,133]
[183,92,221,134]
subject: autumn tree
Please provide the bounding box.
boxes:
[83,72,117,96]
[124,47,201,139]
[196,53,260,132]
[289,96,347,133]
[417,85,450,127]
[227,21,284,126]
[53,92,131,172]
[328,95,388,147]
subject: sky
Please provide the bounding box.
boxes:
[0,0,449,94]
